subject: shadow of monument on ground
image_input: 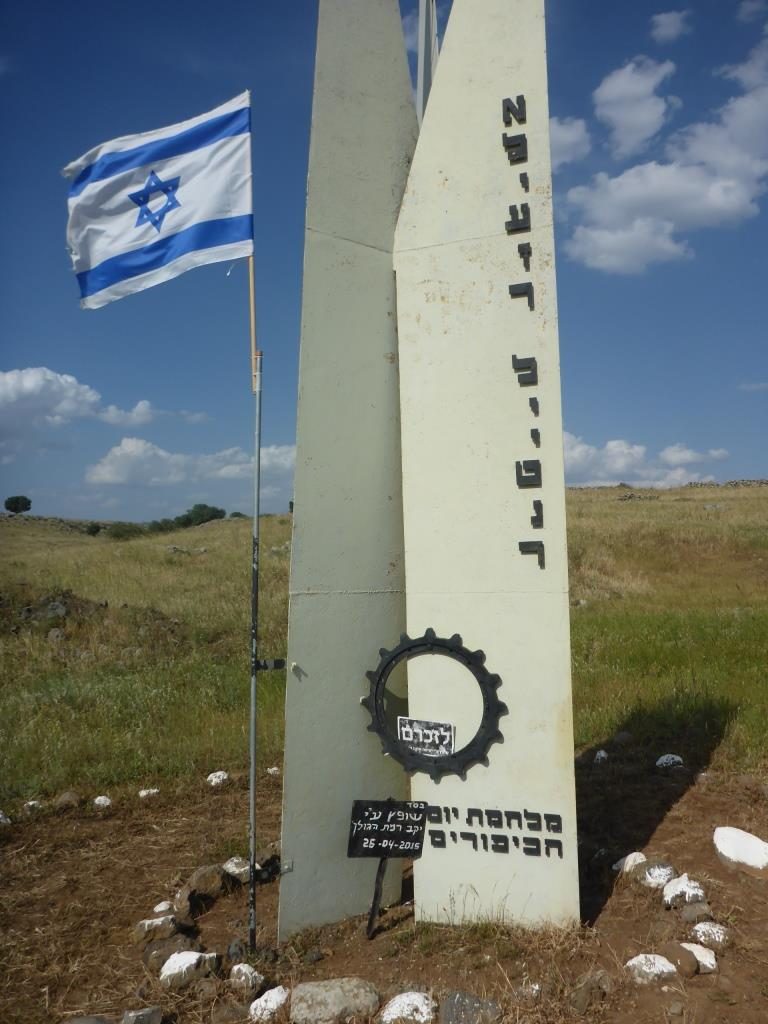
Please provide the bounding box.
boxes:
[575,695,737,924]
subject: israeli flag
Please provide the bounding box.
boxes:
[63,92,253,309]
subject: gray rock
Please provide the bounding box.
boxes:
[122,1009,162,1024]
[380,992,436,1023]
[667,1001,685,1017]
[142,934,202,973]
[54,789,83,810]
[568,970,613,1015]
[303,948,324,964]
[439,990,503,1023]
[211,1004,250,1024]
[159,950,218,991]
[47,600,68,619]
[227,937,248,966]
[290,977,380,1024]
[131,915,177,945]
[68,1018,115,1024]
[47,627,64,642]
[229,963,265,999]
[186,864,227,899]
[0,810,11,826]
[680,901,713,924]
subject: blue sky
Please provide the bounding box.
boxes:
[1,0,766,521]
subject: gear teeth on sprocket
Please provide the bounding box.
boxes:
[361,628,507,780]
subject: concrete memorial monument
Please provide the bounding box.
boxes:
[280,0,578,937]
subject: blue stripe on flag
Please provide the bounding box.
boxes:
[76,215,253,298]
[69,107,250,197]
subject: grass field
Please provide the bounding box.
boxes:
[1,485,766,804]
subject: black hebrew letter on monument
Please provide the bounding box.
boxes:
[505,810,523,830]
[503,133,528,165]
[518,242,532,271]
[524,810,542,831]
[531,500,544,529]
[519,172,530,192]
[512,355,537,386]
[506,203,531,234]
[529,397,540,416]
[516,460,542,488]
[509,282,534,310]
[502,95,527,125]
[519,541,546,569]
[429,830,446,849]
[523,837,542,857]
[460,832,479,851]
[544,814,563,834]
[491,834,509,854]
[486,809,503,829]
[530,429,541,448]
[545,839,564,859]
[467,808,483,826]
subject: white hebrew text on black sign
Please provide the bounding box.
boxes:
[347,800,428,859]
[397,716,456,758]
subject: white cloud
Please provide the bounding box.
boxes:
[593,56,679,158]
[566,37,768,273]
[86,437,295,487]
[650,10,693,44]
[739,380,768,391]
[402,10,419,55]
[564,431,729,487]
[0,368,157,435]
[659,443,729,466]
[737,0,767,23]
[550,116,591,171]
[565,217,689,273]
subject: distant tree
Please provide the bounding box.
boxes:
[85,522,101,536]
[4,495,31,515]
[229,511,247,519]
[106,521,145,541]
[173,503,226,529]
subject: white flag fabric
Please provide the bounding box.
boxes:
[63,92,253,309]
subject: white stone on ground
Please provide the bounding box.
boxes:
[223,855,251,883]
[153,900,173,914]
[379,992,436,1023]
[656,754,684,768]
[230,963,265,998]
[625,954,678,985]
[613,851,646,873]
[249,985,290,1021]
[0,810,11,826]
[266,766,280,776]
[23,800,43,814]
[159,950,217,990]
[207,770,229,787]
[713,826,768,878]
[139,788,160,799]
[132,915,177,944]
[663,873,706,909]
[94,795,112,809]
[641,863,677,889]
[594,749,609,764]
[691,922,731,951]
[680,942,718,974]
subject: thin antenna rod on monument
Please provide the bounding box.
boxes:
[416,0,440,125]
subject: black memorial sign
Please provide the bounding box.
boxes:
[347,800,428,859]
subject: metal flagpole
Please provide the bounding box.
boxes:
[248,253,262,953]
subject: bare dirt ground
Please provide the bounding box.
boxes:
[1,755,767,1024]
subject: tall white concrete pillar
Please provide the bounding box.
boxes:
[278,0,418,940]
[394,0,580,926]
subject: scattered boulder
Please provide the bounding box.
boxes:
[230,963,265,1000]
[267,766,280,776]
[625,954,678,985]
[662,873,706,909]
[223,856,251,884]
[613,852,646,874]
[153,900,173,914]
[250,985,290,1022]
[667,1000,685,1017]
[680,942,718,974]
[658,942,698,979]
[94,795,112,810]
[142,934,202,973]
[46,600,68,619]
[55,790,83,810]
[212,1004,251,1024]
[208,770,230,787]
[186,864,228,899]
[47,627,64,643]
[122,1009,163,1024]
[159,949,218,991]
[713,826,768,878]
[380,992,436,1023]
[23,800,43,815]
[290,977,379,1024]
[131,915,178,945]
[303,948,324,964]
[0,810,11,826]
[632,859,677,889]
[439,991,502,1024]
[138,788,159,799]
[593,749,609,765]
[656,754,684,769]
[680,902,713,924]
[691,921,732,952]
[567,969,613,1015]
[227,938,248,966]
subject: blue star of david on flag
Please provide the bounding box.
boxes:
[128,170,181,232]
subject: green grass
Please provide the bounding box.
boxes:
[1,486,766,804]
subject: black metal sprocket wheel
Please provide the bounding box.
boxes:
[361,628,508,781]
